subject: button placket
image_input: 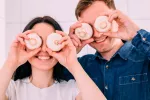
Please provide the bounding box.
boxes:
[104,63,109,94]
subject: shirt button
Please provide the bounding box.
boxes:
[106,65,109,69]
[142,38,146,41]
[105,85,108,90]
[131,77,136,81]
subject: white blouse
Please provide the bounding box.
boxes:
[6,77,79,100]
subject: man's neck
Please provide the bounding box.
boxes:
[101,39,124,61]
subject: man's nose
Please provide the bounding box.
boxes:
[93,29,103,38]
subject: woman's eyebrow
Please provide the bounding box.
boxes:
[39,35,42,39]
[88,23,94,28]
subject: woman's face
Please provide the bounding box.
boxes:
[27,23,58,71]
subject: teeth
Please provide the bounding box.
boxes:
[38,56,50,60]
[95,37,107,43]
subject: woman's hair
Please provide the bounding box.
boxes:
[13,16,64,82]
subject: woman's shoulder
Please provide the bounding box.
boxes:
[56,79,79,98]
[9,77,30,86]
[58,79,76,86]
[56,79,78,91]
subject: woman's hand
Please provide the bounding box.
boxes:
[103,10,140,41]
[46,30,78,71]
[6,30,41,70]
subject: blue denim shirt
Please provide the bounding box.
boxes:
[64,29,150,100]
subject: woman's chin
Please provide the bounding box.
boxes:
[29,57,58,71]
[34,65,54,71]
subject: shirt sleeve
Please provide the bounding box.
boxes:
[67,80,80,99]
[132,29,150,60]
[6,80,16,99]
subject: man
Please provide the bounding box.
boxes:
[65,0,150,100]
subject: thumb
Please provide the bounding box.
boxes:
[28,48,41,58]
[81,38,94,47]
[46,48,59,59]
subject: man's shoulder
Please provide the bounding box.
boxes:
[78,54,96,62]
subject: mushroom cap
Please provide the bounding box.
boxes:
[25,33,42,50]
[46,33,62,51]
[75,23,93,40]
[94,16,111,32]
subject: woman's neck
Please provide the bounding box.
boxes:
[30,67,54,88]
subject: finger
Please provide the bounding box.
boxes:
[56,30,68,37]
[11,39,19,48]
[60,36,72,48]
[46,48,58,58]
[108,10,122,22]
[23,30,36,35]
[72,39,79,47]
[61,41,70,48]
[69,22,82,35]
[70,34,81,46]
[18,34,29,40]
[46,48,53,55]
[20,44,26,50]
[81,38,94,47]
[109,13,119,22]
[58,36,68,44]
[17,37,25,45]
[28,47,41,58]
[13,37,19,43]
[18,33,29,40]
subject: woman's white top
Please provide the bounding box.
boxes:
[6,77,79,100]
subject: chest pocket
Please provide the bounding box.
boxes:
[117,73,149,100]
[119,73,148,85]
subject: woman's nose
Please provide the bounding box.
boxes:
[41,43,47,52]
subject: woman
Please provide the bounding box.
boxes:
[0,16,106,100]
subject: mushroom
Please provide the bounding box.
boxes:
[46,33,63,51]
[75,23,93,40]
[94,16,118,33]
[25,33,42,50]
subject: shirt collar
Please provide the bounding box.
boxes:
[91,41,133,60]
[118,41,133,60]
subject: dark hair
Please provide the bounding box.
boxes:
[75,0,116,19]
[13,16,64,82]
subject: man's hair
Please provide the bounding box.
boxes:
[75,0,116,18]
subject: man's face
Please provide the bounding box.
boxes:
[79,1,119,53]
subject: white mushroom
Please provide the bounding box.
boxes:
[94,16,111,32]
[75,23,93,40]
[25,33,42,50]
[94,16,118,33]
[46,33,63,51]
